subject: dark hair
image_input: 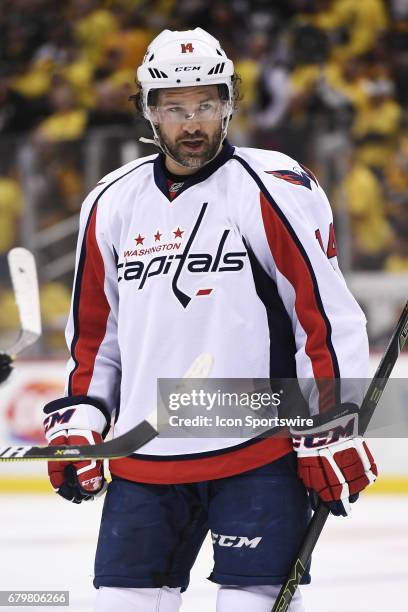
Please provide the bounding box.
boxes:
[129,72,242,117]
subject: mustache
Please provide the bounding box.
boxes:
[177,133,208,143]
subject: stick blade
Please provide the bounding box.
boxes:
[7,247,42,354]
[183,353,214,379]
[147,353,215,430]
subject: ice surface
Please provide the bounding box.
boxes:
[0,494,406,611]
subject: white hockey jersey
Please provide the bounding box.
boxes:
[60,141,368,483]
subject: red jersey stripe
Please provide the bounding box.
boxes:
[109,436,292,484]
[260,192,336,410]
[70,203,111,395]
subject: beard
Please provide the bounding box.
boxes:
[156,124,223,169]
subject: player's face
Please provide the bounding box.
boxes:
[152,86,225,173]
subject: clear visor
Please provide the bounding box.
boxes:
[148,99,230,123]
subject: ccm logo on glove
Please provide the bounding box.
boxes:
[43,409,75,434]
[291,405,378,517]
[292,417,355,449]
[42,398,110,504]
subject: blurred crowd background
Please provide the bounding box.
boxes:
[0,0,407,354]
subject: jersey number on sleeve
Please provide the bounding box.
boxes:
[315,223,338,259]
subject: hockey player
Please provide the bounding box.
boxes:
[43,28,377,611]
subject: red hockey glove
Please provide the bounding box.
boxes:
[291,404,377,516]
[43,398,110,504]
[47,429,106,504]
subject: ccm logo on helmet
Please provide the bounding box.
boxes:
[175,66,201,71]
[181,43,194,53]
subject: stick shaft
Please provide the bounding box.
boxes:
[272,300,408,612]
[0,352,214,461]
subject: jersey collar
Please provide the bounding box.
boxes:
[153,140,235,201]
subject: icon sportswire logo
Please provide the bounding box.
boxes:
[117,202,247,308]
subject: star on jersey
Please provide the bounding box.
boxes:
[134,234,145,246]
[154,231,162,242]
[173,227,184,239]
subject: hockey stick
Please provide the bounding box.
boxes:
[0,419,157,461]
[272,299,408,612]
[5,248,42,355]
[0,352,214,462]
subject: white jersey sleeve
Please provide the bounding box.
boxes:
[62,158,154,418]
[63,187,120,418]
[233,148,369,414]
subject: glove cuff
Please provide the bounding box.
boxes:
[291,404,359,452]
[43,395,111,441]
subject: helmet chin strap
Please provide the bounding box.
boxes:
[139,112,231,170]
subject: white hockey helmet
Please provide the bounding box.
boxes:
[137,27,234,107]
[136,28,235,159]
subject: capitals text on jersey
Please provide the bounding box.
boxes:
[118,202,247,307]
